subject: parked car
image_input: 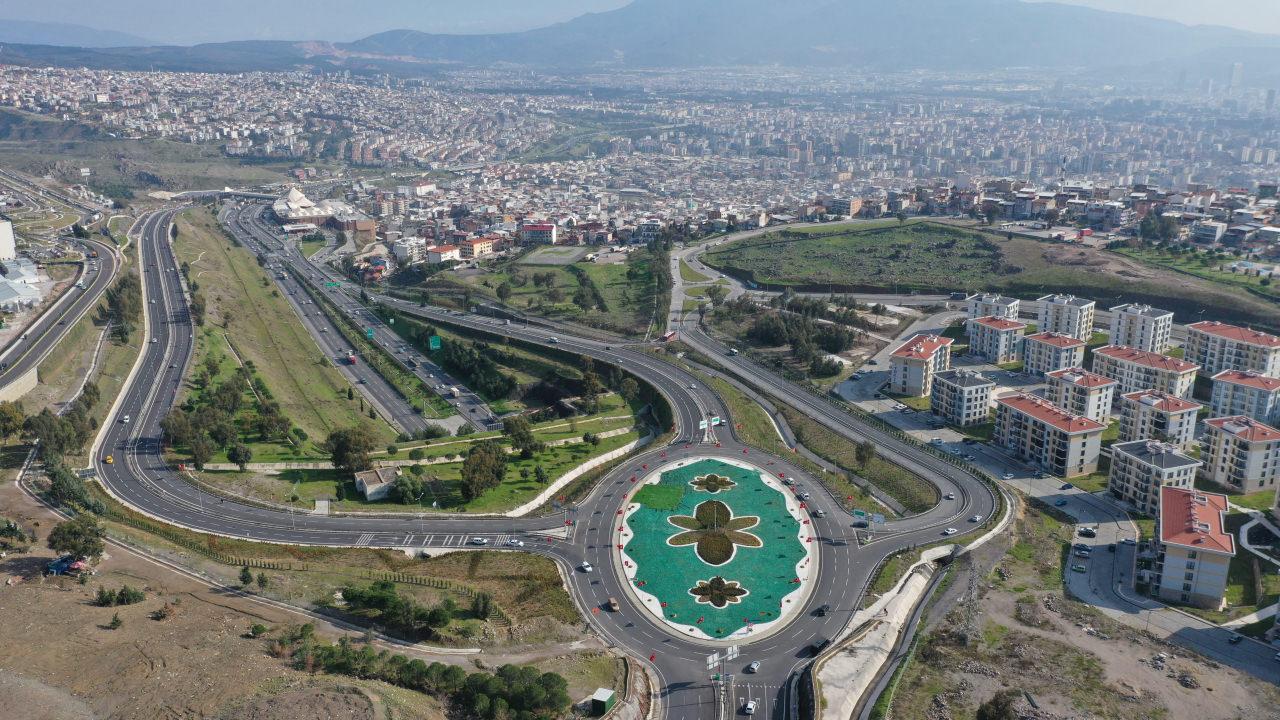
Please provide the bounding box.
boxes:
[1071,564,1088,573]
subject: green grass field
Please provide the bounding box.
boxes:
[702,221,1280,330]
[633,483,686,510]
[174,209,394,448]
[679,259,710,283]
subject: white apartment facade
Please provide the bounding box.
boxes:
[1090,346,1199,398]
[1045,368,1117,423]
[965,293,1020,321]
[993,393,1104,478]
[889,334,953,397]
[1109,303,1174,354]
[1185,321,1280,377]
[1200,416,1280,493]
[1036,294,1096,341]
[1118,390,1202,450]
[930,369,995,428]
[1108,440,1200,516]
[967,316,1026,365]
[1209,370,1280,426]
[1022,332,1086,377]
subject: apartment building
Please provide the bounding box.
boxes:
[965,293,1020,321]
[391,237,428,263]
[1108,440,1200,516]
[1090,346,1199,398]
[993,393,1104,478]
[930,369,995,428]
[889,334,953,397]
[1045,368,1117,423]
[1036,294,1096,341]
[968,316,1026,365]
[1022,332,1086,377]
[519,222,558,245]
[460,237,496,259]
[1152,486,1234,610]
[1118,390,1202,450]
[1185,321,1280,377]
[1209,370,1280,426]
[1109,303,1174,354]
[427,245,461,264]
[1200,416,1280,493]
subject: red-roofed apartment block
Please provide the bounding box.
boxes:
[967,315,1027,364]
[1118,390,1202,450]
[889,334,953,397]
[1046,367,1117,423]
[1201,416,1280,493]
[1153,486,1234,609]
[1210,370,1280,427]
[994,393,1104,477]
[1186,321,1280,377]
[1090,345,1199,399]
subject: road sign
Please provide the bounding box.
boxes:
[365,328,375,340]
[325,281,339,287]
[853,509,867,518]
[872,513,885,524]
[698,420,709,430]
[710,416,722,426]
[429,335,442,351]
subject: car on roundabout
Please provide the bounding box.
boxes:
[943,527,958,536]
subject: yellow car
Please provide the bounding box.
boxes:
[104,455,114,465]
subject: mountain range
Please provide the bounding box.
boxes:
[1,0,1277,78]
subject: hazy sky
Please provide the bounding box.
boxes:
[3,0,1277,45]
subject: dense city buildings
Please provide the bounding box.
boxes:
[930,369,995,428]
[1090,346,1199,399]
[1108,303,1174,354]
[993,393,1104,478]
[1200,416,1280,493]
[1022,332,1086,378]
[1152,486,1234,610]
[1185,321,1280,378]
[1209,370,1280,426]
[1118,390,1202,450]
[1035,295,1096,341]
[889,334,953,397]
[1108,440,1200,516]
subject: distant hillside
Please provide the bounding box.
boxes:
[0,19,152,48]
[3,0,1279,76]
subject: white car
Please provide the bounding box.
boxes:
[970,515,983,523]
[944,492,955,500]
[942,528,958,536]
[1001,472,1015,480]
[746,661,761,673]
[579,562,594,573]
[743,701,757,715]
[469,537,489,546]
[505,538,524,547]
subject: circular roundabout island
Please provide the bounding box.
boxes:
[617,457,817,643]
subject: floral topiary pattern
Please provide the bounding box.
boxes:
[690,473,736,494]
[689,577,748,608]
[667,500,761,565]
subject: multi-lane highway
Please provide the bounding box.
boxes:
[87,202,1004,720]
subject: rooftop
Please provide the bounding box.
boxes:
[1205,416,1280,443]
[1112,440,1200,471]
[968,293,1018,306]
[891,334,953,361]
[1212,369,1280,392]
[1121,389,1201,413]
[1047,367,1117,389]
[1158,486,1234,555]
[972,315,1027,331]
[996,392,1105,434]
[934,369,995,389]
[1110,303,1174,319]
[1024,332,1086,349]
[1093,345,1199,373]
[1188,321,1280,349]
[1037,293,1095,309]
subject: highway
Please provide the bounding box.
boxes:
[88,203,1005,720]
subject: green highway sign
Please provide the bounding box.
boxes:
[365,328,375,340]
[325,281,339,287]
[429,335,442,351]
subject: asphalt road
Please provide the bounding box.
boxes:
[0,232,120,390]
[88,204,1010,720]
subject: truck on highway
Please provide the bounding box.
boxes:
[449,387,461,398]
[89,250,99,258]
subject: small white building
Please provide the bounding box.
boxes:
[0,219,14,261]
[354,467,400,501]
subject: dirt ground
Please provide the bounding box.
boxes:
[0,478,617,720]
[889,501,1280,720]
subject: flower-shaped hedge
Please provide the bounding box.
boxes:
[667,500,761,565]
[690,473,736,494]
[689,577,748,608]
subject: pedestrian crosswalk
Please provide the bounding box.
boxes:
[347,532,547,549]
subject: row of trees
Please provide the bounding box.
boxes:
[100,273,143,343]
[337,580,494,641]
[161,358,293,470]
[439,339,518,400]
[293,634,570,720]
[22,382,100,460]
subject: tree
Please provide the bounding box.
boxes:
[347,387,355,401]
[108,612,123,630]
[854,440,876,469]
[257,572,269,590]
[460,441,507,501]
[470,592,494,619]
[502,416,542,459]
[393,473,424,505]
[324,426,377,473]
[47,514,106,561]
[0,400,24,442]
[228,443,253,472]
[619,377,640,404]
[895,210,908,225]
[976,689,1021,720]
[706,284,728,307]
[496,282,512,302]
[534,465,549,484]
[240,566,254,586]
[188,432,214,470]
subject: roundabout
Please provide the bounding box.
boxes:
[618,457,816,642]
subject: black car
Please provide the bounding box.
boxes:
[814,604,830,617]
[1228,635,1244,645]
[810,638,831,654]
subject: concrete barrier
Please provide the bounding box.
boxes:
[0,365,38,402]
